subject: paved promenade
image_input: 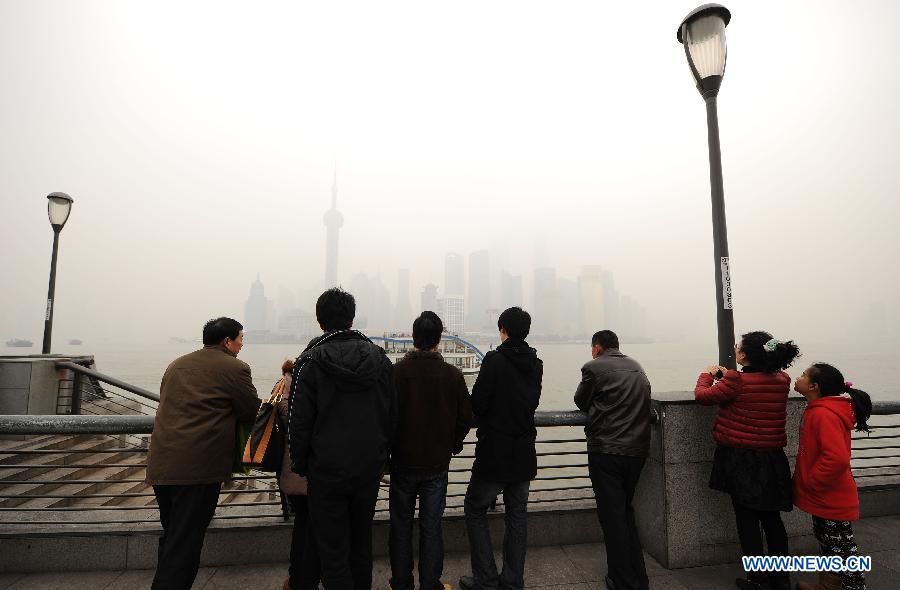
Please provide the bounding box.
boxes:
[1,515,898,589]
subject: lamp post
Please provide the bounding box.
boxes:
[42,192,74,354]
[677,4,736,369]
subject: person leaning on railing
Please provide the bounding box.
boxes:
[573,329,652,590]
[145,317,261,590]
[695,332,801,590]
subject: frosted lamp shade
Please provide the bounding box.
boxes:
[47,193,73,227]
[685,15,727,80]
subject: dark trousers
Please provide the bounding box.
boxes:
[732,501,790,557]
[288,494,321,590]
[308,475,381,590]
[588,453,648,590]
[152,483,221,590]
[464,477,530,590]
[389,470,449,590]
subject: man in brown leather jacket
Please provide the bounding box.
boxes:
[146,317,260,590]
[573,330,651,590]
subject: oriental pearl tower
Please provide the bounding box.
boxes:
[323,164,344,288]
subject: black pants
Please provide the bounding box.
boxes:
[732,501,789,557]
[588,453,648,590]
[288,494,321,590]
[308,475,381,590]
[463,478,530,590]
[152,483,221,590]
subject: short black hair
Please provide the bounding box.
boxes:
[316,288,355,332]
[591,330,619,350]
[497,306,531,340]
[413,311,443,350]
[202,317,243,345]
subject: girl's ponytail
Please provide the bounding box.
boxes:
[810,363,873,433]
[740,331,801,373]
[842,382,873,433]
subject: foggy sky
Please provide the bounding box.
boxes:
[2,0,899,345]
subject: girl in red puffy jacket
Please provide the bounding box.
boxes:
[793,363,872,590]
[695,331,801,590]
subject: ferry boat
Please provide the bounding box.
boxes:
[5,339,33,348]
[369,333,484,375]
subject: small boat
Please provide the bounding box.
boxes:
[5,339,34,347]
[369,333,484,375]
[68,339,83,345]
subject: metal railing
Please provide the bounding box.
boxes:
[1,402,898,528]
[0,411,633,526]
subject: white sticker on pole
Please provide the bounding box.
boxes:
[45,299,52,320]
[721,257,733,310]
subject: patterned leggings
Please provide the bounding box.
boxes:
[812,516,866,590]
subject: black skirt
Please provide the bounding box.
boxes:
[709,444,793,512]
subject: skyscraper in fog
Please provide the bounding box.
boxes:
[244,274,269,333]
[500,270,523,310]
[445,253,465,296]
[533,267,560,336]
[578,266,606,336]
[467,250,491,331]
[323,164,344,288]
[440,294,465,335]
[421,284,439,314]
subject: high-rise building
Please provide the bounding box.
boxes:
[421,284,439,314]
[467,250,491,331]
[348,272,391,333]
[323,164,344,288]
[532,267,560,336]
[439,294,465,335]
[445,253,465,296]
[244,274,269,333]
[499,270,523,310]
[393,269,414,331]
[578,266,606,336]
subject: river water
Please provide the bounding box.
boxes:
[53,338,900,406]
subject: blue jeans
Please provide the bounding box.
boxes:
[389,470,449,590]
[463,478,530,590]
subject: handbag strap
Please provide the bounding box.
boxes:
[267,377,285,405]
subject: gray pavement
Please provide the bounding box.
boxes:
[2,515,899,589]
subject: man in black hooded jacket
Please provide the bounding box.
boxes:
[289,288,397,590]
[460,307,542,590]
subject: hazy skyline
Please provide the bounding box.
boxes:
[2,0,900,346]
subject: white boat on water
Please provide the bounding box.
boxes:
[369,333,484,375]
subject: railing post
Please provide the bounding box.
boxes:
[71,370,82,415]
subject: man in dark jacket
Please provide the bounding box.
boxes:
[389,311,473,590]
[573,330,651,590]
[460,307,542,590]
[147,317,260,590]
[289,288,397,590]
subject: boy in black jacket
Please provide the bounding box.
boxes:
[460,307,542,590]
[289,288,397,590]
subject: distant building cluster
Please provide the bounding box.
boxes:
[240,168,648,341]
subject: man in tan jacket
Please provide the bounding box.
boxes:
[146,317,260,590]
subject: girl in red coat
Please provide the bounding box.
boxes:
[793,363,872,590]
[695,331,801,590]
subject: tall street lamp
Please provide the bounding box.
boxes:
[42,192,74,354]
[677,4,736,369]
